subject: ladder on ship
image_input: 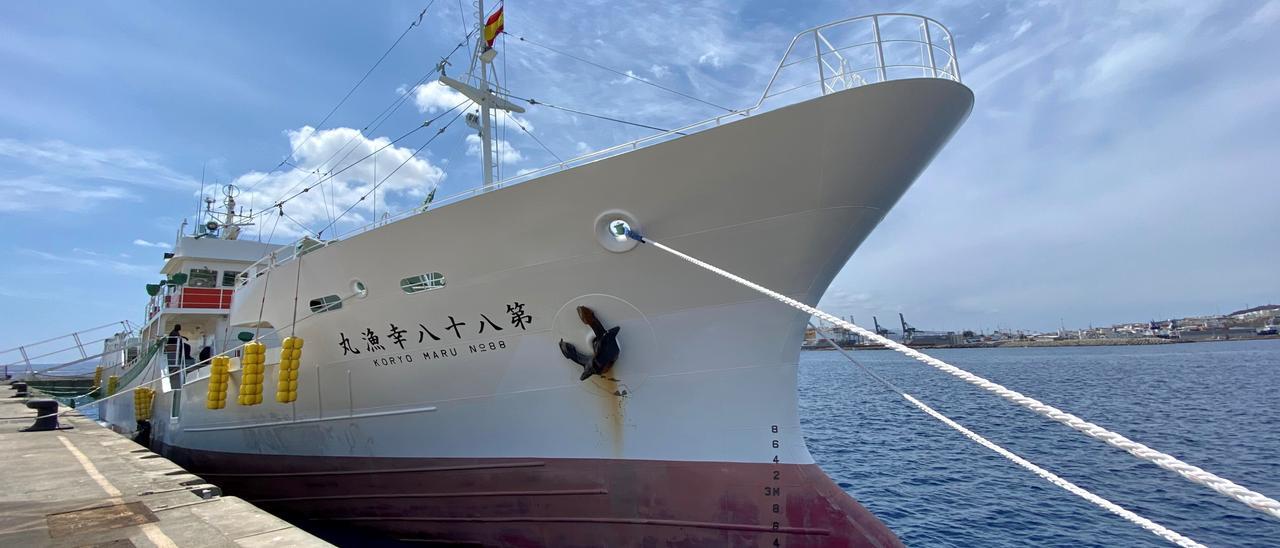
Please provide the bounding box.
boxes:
[1,320,132,380]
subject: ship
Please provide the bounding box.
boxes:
[96,8,972,546]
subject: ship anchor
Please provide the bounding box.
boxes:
[559,306,621,381]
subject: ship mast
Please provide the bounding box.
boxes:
[476,0,494,188]
[438,0,524,190]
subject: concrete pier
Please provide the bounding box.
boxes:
[0,393,332,547]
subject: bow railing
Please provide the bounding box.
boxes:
[755,13,959,110]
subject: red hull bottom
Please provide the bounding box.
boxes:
[164,446,901,547]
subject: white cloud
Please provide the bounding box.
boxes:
[611,69,641,85]
[650,64,671,79]
[1248,0,1280,26]
[410,81,535,137]
[410,81,471,114]
[133,239,170,249]
[233,126,446,238]
[500,111,534,133]
[0,139,194,213]
[0,138,196,189]
[1011,20,1033,40]
[1074,2,1225,98]
[18,247,153,277]
[1078,33,1173,97]
[0,177,136,212]
[465,134,523,164]
[1230,0,1280,40]
[412,81,535,128]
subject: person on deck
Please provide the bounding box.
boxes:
[166,325,193,365]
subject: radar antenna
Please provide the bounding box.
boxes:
[213,183,253,240]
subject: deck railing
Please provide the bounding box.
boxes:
[147,286,234,317]
[755,13,959,110]
[241,13,962,280]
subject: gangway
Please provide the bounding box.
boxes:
[1,321,132,380]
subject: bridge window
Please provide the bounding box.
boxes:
[309,295,343,313]
[188,268,217,288]
[221,271,240,287]
[400,273,446,294]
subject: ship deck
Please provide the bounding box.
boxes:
[0,389,331,547]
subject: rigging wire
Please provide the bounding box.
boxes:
[235,6,481,244]
[510,34,735,113]
[518,97,679,134]
[501,31,509,180]
[245,0,438,196]
[503,110,561,162]
[242,102,451,233]
[264,209,282,244]
[268,125,425,213]
[256,97,471,234]
[456,0,475,65]
[314,107,467,238]
[237,1,448,243]
[319,166,335,228]
[279,209,320,238]
[256,34,478,232]
[262,70,434,213]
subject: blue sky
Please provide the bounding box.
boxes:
[1,0,1278,352]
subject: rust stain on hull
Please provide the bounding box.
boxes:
[596,376,625,457]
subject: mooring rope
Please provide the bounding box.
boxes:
[625,229,1280,522]
[810,324,1204,547]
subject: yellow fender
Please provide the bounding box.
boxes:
[238,342,266,406]
[133,387,155,420]
[276,337,303,403]
[206,356,231,409]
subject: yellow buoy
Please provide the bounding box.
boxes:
[106,375,119,396]
[276,337,303,403]
[205,355,231,409]
[238,341,266,406]
[133,387,155,420]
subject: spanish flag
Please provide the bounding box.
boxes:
[483,5,504,47]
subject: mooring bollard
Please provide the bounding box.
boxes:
[11,382,28,398]
[21,399,69,432]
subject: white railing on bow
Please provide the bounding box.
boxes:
[241,13,962,280]
[757,13,959,107]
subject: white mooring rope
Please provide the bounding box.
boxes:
[626,230,1280,524]
[811,324,1204,547]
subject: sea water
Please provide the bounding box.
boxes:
[801,339,1280,547]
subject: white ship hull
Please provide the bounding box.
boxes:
[103,77,973,546]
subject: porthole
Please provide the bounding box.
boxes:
[400,273,446,294]
[309,294,343,313]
